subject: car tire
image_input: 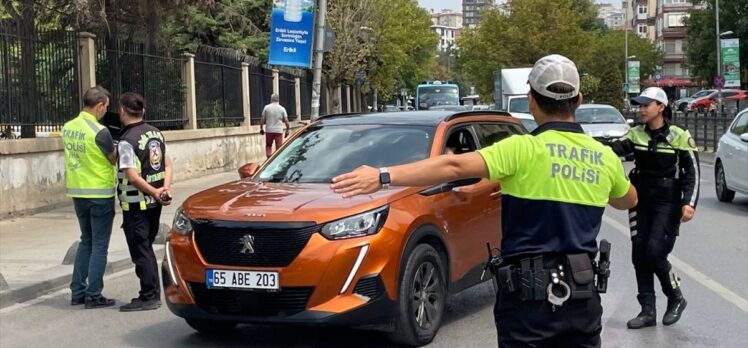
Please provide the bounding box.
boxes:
[388,243,447,347]
[185,319,237,334]
[715,161,735,203]
[697,105,706,113]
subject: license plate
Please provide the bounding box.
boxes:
[206,269,280,291]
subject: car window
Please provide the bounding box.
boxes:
[256,124,434,183]
[731,113,748,135]
[473,123,522,148]
[444,127,479,155]
[723,92,738,98]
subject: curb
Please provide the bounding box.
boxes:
[0,247,164,310]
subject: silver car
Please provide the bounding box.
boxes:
[715,108,748,202]
[575,104,633,144]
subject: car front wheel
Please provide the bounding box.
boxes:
[715,161,736,203]
[389,243,447,347]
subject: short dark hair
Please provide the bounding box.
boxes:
[119,92,146,117]
[530,83,580,117]
[83,86,111,107]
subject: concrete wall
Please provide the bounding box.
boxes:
[0,123,303,219]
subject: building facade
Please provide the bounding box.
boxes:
[598,3,625,30]
[463,0,496,28]
[431,9,463,29]
[431,25,459,52]
[656,0,692,83]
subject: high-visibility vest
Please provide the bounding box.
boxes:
[62,111,116,198]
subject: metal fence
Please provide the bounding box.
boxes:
[194,48,244,128]
[279,72,296,120]
[249,65,274,123]
[1,25,79,139]
[96,37,185,131]
[672,111,740,152]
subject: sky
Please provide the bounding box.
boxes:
[417,0,621,12]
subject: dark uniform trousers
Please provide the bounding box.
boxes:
[122,205,162,300]
[629,181,681,305]
[494,288,602,347]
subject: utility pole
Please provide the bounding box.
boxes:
[624,0,630,104]
[310,0,327,120]
[715,0,722,110]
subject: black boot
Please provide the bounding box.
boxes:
[663,289,687,326]
[627,294,657,329]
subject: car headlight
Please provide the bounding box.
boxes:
[320,206,389,240]
[172,207,193,235]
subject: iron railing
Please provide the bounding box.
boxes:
[0,25,79,138]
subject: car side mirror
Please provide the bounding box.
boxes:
[238,163,260,179]
[740,133,748,143]
[626,118,635,126]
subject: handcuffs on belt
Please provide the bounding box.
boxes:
[547,264,571,312]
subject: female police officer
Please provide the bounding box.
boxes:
[610,87,699,329]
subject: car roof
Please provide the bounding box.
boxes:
[578,104,618,109]
[315,111,514,126]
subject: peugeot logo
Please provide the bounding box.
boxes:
[239,234,256,254]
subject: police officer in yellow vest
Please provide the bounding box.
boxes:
[116,92,173,312]
[609,87,698,329]
[330,55,638,347]
[62,86,118,309]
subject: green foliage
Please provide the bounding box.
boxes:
[455,0,597,98]
[685,0,748,87]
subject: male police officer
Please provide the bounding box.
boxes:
[115,92,173,312]
[330,55,638,347]
[63,86,118,309]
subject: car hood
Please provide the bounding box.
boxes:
[676,97,695,104]
[181,180,409,224]
[580,123,630,138]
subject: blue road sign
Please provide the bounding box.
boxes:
[269,1,317,68]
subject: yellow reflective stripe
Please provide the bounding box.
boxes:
[120,185,137,191]
[67,188,116,195]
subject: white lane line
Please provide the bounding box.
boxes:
[0,268,133,315]
[602,215,748,314]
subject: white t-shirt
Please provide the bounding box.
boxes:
[261,103,288,133]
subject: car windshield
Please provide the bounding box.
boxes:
[575,107,625,124]
[508,97,529,113]
[256,124,434,183]
[417,86,459,109]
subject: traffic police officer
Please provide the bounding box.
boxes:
[330,54,638,347]
[63,86,118,309]
[609,87,698,329]
[115,92,174,312]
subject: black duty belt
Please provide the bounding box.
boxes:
[631,171,679,188]
[496,253,597,306]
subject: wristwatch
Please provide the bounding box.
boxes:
[379,167,391,190]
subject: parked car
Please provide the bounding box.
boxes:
[715,108,748,202]
[575,104,632,143]
[510,112,537,132]
[163,110,525,346]
[688,89,746,112]
[675,89,715,112]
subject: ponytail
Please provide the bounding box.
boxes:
[663,105,672,121]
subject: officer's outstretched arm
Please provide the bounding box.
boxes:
[331,152,489,198]
[608,185,638,210]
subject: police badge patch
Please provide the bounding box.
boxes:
[148,140,162,170]
[688,137,696,148]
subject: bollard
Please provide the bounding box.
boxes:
[62,240,80,265]
[154,223,171,245]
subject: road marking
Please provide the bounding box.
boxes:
[0,268,133,315]
[603,215,748,314]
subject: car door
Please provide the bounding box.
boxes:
[723,111,748,191]
[428,125,494,283]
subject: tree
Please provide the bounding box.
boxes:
[685,0,748,87]
[454,0,598,99]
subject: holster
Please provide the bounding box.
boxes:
[566,253,595,300]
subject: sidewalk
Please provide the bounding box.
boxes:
[0,170,239,309]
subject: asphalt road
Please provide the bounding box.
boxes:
[2,162,746,348]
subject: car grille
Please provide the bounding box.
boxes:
[189,282,313,316]
[354,275,385,299]
[193,221,318,267]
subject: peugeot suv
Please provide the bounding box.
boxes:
[162,111,525,346]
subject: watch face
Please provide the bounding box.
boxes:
[380,172,391,185]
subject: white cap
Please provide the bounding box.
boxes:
[528,54,580,100]
[631,87,668,106]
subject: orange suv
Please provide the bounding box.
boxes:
[163,111,526,346]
